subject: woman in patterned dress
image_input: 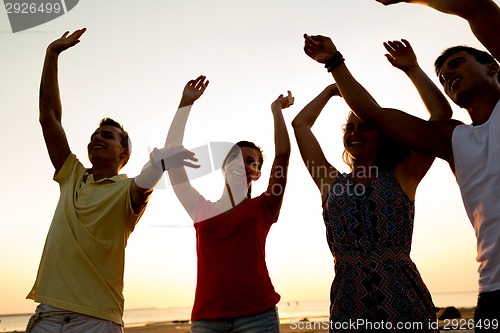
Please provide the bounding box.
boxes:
[292,40,451,332]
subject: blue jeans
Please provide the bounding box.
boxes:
[191,307,281,333]
[26,304,123,333]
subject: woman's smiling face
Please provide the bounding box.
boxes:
[343,113,379,163]
[223,146,262,188]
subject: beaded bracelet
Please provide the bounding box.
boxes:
[324,51,345,72]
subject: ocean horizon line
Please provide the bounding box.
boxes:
[0,290,479,317]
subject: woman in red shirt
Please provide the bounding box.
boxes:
[165,76,293,333]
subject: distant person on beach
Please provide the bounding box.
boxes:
[294,39,451,330]
[26,29,198,333]
[303,0,500,330]
[165,76,292,332]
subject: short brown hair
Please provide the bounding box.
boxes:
[435,46,499,83]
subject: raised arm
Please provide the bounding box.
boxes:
[169,75,209,143]
[265,92,293,213]
[376,0,500,60]
[384,39,452,120]
[165,76,209,219]
[383,39,453,197]
[303,34,460,167]
[130,145,199,214]
[39,29,86,173]
[292,85,339,202]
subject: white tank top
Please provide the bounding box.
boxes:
[452,99,500,292]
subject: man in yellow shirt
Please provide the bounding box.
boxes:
[26,28,198,332]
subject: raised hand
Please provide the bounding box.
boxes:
[272,91,294,111]
[47,28,86,55]
[181,75,209,107]
[383,39,418,73]
[151,144,200,170]
[375,0,500,60]
[303,34,337,64]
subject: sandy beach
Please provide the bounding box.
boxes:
[124,321,475,333]
[125,322,326,333]
[2,308,475,333]
[123,308,475,333]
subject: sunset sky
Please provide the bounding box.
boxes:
[1,0,496,315]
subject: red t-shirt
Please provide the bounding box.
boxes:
[191,193,281,320]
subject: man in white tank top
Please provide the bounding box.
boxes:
[302,0,500,331]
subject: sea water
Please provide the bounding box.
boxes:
[0,291,478,332]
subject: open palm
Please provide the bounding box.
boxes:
[182,75,209,105]
[47,28,86,55]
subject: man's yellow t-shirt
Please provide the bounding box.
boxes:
[27,154,145,325]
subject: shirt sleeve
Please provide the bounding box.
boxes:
[53,154,84,185]
[261,192,281,225]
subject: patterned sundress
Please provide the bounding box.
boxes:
[323,171,437,332]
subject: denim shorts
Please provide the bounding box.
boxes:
[191,307,281,333]
[26,304,123,333]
